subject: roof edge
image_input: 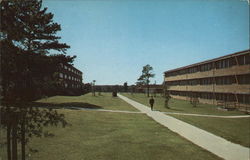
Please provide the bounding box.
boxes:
[164,49,250,74]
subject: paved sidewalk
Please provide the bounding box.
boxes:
[118,94,250,160]
[163,112,250,118]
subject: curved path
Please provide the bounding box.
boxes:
[118,94,250,160]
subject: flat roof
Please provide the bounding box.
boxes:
[164,49,249,74]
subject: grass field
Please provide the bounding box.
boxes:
[1,110,222,160]
[0,93,223,160]
[121,93,246,116]
[171,115,250,147]
[121,93,250,147]
[35,92,138,111]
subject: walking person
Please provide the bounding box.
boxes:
[149,96,155,111]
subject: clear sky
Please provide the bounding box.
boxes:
[43,0,249,85]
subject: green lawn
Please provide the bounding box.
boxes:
[171,115,250,148]
[121,93,250,147]
[35,92,138,111]
[1,110,222,160]
[0,93,223,160]
[121,93,245,116]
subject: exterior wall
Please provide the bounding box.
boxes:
[57,63,83,95]
[169,84,250,94]
[135,85,164,94]
[170,95,188,101]
[164,50,250,112]
[165,64,250,82]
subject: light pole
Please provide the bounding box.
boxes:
[92,80,96,96]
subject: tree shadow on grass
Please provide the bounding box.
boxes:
[165,107,184,112]
[31,102,104,110]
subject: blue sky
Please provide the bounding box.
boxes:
[43,0,249,85]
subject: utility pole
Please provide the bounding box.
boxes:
[92,80,96,96]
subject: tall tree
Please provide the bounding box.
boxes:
[0,0,74,159]
[123,82,128,92]
[1,0,74,101]
[138,64,155,97]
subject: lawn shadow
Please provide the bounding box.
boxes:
[166,107,184,112]
[31,102,104,110]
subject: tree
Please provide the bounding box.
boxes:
[123,82,128,92]
[1,0,74,101]
[163,82,171,108]
[138,64,155,97]
[0,0,74,159]
[82,83,92,94]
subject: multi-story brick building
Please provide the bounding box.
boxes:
[164,50,250,111]
[57,63,83,95]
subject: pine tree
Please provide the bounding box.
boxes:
[0,1,74,159]
[138,64,155,97]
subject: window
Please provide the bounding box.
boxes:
[216,93,235,102]
[200,78,212,85]
[238,94,250,104]
[200,92,213,99]
[64,83,68,88]
[216,59,230,69]
[189,67,198,73]
[189,79,198,85]
[59,73,63,78]
[215,76,234,85]
[179,91,186,96]
[246,54,250,64]
[180,80,187,86]
[238,54,250,65]
[216,93,223,100]
[200,63,212,72]
[238,74,250,84]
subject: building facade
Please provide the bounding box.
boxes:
[164,50,250,111]
[135,84,163,94]
[57,63,83,95]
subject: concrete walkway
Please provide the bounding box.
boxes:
[163,112,250,118]
[118,94,250,160]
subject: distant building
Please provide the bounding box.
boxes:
[95,85,123,92]
[57,63,83,95]
[135,84,163,94]
[164,50,250,112]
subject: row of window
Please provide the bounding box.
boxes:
[166,74,250,86]
[169,91,250,104]
[166,53,250,77]
[60,64,82,76]
[64,83,82,88]
[59,73,82,82]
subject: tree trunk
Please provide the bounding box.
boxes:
[21,115,25,160]
[12,119,18,160]
[7,122,12,160]
[147,84,149,97]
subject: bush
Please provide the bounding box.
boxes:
[112,91,117,97]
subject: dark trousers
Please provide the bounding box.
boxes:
[150,104,153,110]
